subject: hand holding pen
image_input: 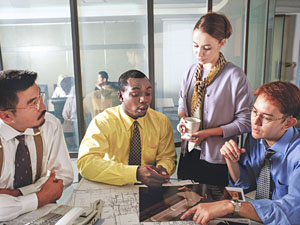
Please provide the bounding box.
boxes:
[137,165,171,187]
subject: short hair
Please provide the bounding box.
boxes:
[0,70,37,110]
[98,71,108,80]
[194,12,232,42]
[118,70,148,92]
[254,81,300,119]
[60,77,74,95]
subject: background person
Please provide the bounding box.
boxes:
[177,12,253,185]
[77,70,176,187]
[51,73,69,98]
[83,71,119,124]
[181,81,300,225]
[0,70,73,221]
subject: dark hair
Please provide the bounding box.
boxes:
[254,81,300,119]
[98,71,108,81]
[60,77,74,95]
[0,70,37,110]
[118,70,148,92]
[194,12,232,42]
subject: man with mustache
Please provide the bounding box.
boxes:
[0,70,73,221]
[78,70,176,187]
[181,81,300,225]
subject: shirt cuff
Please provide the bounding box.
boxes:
[19,184,36,196]
[124,165,139,183]
[250,199,273,224]
[21,193,39,214]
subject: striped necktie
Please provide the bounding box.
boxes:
[255,149,275,199]
[128,121,141,165]
[14,135,33,189]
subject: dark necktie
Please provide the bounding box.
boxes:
[255,149,275,200]
[14,135,33,189]
[128,121,141,165]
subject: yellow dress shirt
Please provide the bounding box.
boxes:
[77,105,176,186]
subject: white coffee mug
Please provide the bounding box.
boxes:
[177,117,201,135]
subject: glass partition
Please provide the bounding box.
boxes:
[247,0,268,90]
[0,0,79,152]
[153,0,207,143]
[213,0,247,68]
[77,0,148,129]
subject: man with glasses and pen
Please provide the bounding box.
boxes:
[181,81,300,225]
[0,70,73,222]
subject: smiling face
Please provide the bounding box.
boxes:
[118,77,152,119]
[251,94,292,146]
[8,83,46,132]
[192,28,225,69]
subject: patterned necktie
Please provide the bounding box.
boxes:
[128,121,141,165]
[14,135,33,189]
[255,149,275,200]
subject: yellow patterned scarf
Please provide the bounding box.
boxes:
[191,52,227,129]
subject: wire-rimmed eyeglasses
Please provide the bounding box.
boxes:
[6,92,46,111]
[250,106,288,125]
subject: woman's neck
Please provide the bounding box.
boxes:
[203,52,220,70]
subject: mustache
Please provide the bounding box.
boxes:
[38,110,46,120]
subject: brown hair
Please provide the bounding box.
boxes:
[194,12,232,42]
[254,81,300,119]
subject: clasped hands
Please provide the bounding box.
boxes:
[137,165,170,187]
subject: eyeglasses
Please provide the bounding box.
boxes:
[7,92,46,111]
[250,106,288,125]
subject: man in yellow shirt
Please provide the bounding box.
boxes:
[77,70,176,186]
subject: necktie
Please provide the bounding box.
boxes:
[255,149,275,200]
[128,121,141,165]
[14,135,33,189]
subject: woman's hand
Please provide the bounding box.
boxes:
[220,139,246,162]
[181,130,208,144]
[178,117,188,133]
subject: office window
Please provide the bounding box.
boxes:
[77,0,148,129]
[0,1,79,152]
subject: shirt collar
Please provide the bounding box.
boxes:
[260,127,294,154]
[119,105,147,131]
[0,119,35,141]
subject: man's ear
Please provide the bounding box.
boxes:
[118,91,123,102]
[284,117,297,130]
[0,110,15,123]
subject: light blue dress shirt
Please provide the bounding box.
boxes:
[230,127,300,225]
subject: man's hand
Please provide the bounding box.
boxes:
[220,139,246,162]
[137,165,170,187]
[36,170,63,208]
[180,200,234,225]
[0,188,21,197]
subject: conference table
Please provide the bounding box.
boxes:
[66,178,261,225]
[0,178,262,225]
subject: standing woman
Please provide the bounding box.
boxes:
[177,12,253,185]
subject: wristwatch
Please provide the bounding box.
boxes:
[230,199,242,216]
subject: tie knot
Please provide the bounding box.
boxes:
[133,120,139,128]
[16,135,25,143]
[265,149,275,160]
